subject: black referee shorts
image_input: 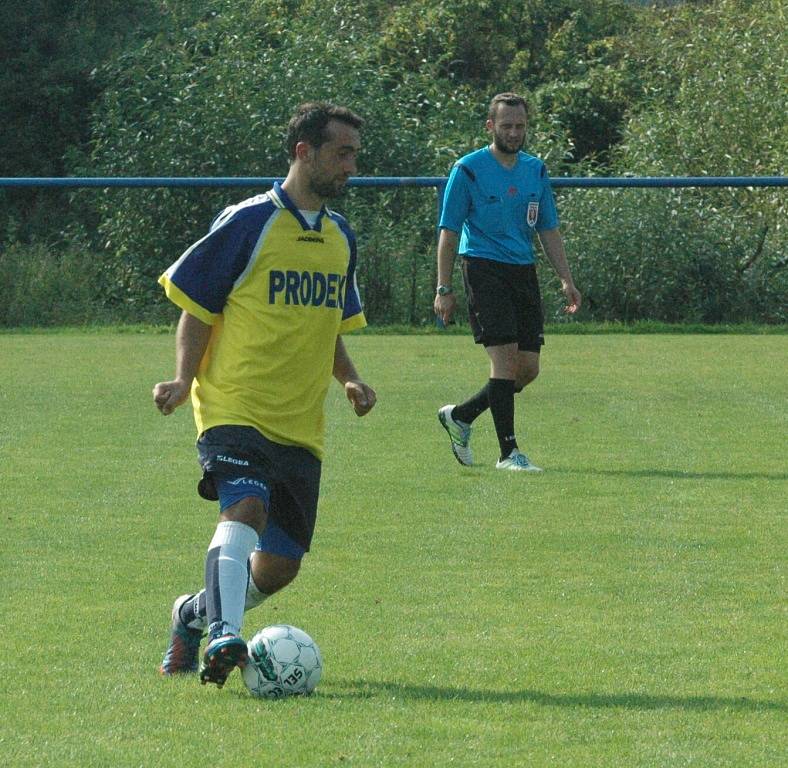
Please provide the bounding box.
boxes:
[461,256,545,352]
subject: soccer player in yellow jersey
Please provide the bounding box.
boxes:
[154,103,377,687]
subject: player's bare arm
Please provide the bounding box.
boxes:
[152,310,212,415]
[537,228,581,314]
[434,227,459,324]
[333,336,376,417]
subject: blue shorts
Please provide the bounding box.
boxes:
[196,425,321,558]
[213,477,306,560]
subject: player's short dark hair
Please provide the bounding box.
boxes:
[488,92,529,121]
[286,102,364,159]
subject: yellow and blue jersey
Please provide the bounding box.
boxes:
[159,182,367,459]
[439,147,559,265]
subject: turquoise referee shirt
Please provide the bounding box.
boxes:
[439,147,559,265]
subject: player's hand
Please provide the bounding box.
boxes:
[152,379,191,415]
[562,281,582,314]
[433,293,457,326]
[345,381,377,417]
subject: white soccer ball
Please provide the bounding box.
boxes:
[242,624,322,699]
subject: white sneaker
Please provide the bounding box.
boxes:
[438,404,473,466]
[496,450,543,472]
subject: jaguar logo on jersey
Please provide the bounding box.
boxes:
[269,269,346,308]
[526,201,539,228]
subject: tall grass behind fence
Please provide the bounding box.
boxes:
[558,185,786,324]
[0,178,785,327]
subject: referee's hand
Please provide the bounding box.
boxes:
[562,282,582,314]
[434,293,457,326]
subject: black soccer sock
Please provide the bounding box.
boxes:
[452,382,491,425]
[488,377,517,460]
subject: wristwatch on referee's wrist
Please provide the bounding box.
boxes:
[436,284,453,296]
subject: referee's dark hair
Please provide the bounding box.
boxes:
[286,102,364,160]
[488,92,529,121]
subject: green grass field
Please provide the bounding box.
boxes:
[1,330,785,767]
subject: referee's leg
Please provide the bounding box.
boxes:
[514,350,540,392]
[486,343,519,460]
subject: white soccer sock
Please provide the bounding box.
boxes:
[183,564,269,632]
[244,574,270,612]
[206,520,259,637]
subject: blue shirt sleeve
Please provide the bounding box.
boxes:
[342,231,363,321]
[331,213,365,323]
[164,207,265,315]
[439,163,472,233]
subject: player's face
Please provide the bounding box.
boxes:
[487,104,527,155]
[307,120,360,200]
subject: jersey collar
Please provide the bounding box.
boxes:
[270,181,327,232]
[486,145,521,171]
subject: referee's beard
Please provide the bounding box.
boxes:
[492,134,525,155]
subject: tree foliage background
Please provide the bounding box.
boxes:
[0,0,785,326]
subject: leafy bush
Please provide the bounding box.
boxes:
[2,0,783,327]
[85,1,478,317]
[554,0,787,324]
[558,187,786,323]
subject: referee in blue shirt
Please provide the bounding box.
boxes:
[434,92,581,472]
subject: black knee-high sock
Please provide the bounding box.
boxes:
[452,382,491,424]
[488,378,517,459]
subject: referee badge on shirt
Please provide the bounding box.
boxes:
[526,201,539,228]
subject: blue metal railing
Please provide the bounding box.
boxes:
[4,176,783,225]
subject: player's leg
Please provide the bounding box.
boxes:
[208,440,318,650]
[162,485,310,677]
[200,490,266,687]
[166,426,268,685]
[161,490,266,678]
[200,520,303,688]
[160,593,205,675]
[162,431,319,683]
[165,548,300,633]
[249,552,301,595]
[160,548,298,676]
[243,442,321,627]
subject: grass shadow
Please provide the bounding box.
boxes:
[549,466,788,481]
[323,680,787,713]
